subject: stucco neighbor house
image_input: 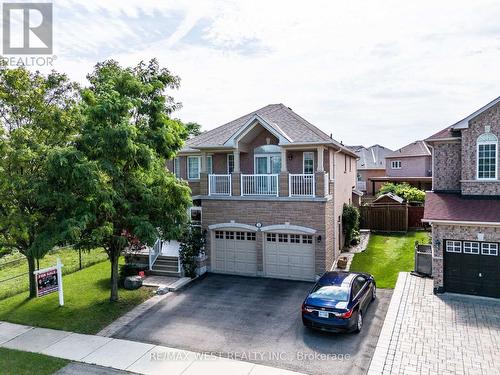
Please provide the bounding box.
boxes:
[349,144,392,196]
[367,140,432,194]
[166,104,358,281]
[423,96,500,298]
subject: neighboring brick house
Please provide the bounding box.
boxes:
[166,104,358,281]
[368,140,432,194]
[348,144,392,196]
[423,97,500,298]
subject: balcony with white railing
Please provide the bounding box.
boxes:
[208,174,231,196]
[241,174,279,196]
[289,174,315,197]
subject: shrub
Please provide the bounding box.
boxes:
[179,226,206,278]
[378,183,425,203]
[342,204,360,248]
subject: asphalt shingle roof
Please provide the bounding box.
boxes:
[183,104,337,151]
[424,192,500,223]
[387,140,431,158]
[351,144,393,169]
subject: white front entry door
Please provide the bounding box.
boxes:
[213,230,258,276]
[264,233,315,281]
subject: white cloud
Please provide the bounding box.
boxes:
[24,0,500,149]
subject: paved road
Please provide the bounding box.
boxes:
[115,274,392,375]
[368,273,500,375]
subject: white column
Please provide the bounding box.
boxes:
[281,147,287,172]
[317,146,324,172]
[200,152,207,173]
[233,150,240,173]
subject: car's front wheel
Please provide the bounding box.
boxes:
[354,311,363,333]
[372,285,376,301]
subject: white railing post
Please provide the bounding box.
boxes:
[288,173,292,197]
[312,174,316,197]
[208,174,212,195]
[240,174,243,196]
[229,175,232,196]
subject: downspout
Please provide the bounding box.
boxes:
[426,142,434,191]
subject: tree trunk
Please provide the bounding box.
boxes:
[27,255,37,298]
[109,248,120,302]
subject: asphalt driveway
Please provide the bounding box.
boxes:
[115,274,392,375]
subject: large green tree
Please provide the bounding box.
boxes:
[0,66,80,297]
[45,59,191,301]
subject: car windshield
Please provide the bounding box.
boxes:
[309,285,349,301]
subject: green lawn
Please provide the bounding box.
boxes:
[0,247,108,300]
[0,348,69,375]
[0,259,153,334]
[350,231,430,288]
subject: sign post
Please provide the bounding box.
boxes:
[33,257,64,306]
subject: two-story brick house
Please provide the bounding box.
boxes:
[166,104,357,281]
[424,97,500,298]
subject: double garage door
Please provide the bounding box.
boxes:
[444,239,500,298]
[212,230,315,281]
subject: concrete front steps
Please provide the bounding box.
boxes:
[150,256,181,277]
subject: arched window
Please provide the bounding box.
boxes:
[477,132,498,180]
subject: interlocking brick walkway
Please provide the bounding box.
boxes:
[368,273,500,375]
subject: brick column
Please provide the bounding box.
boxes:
[231,173,241,196]
[256,230,264,274]
[315,172,325,197]
[199,172,208,195]
[279,172,289,197]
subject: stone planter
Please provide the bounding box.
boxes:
[124,276,143,290]
[195,254,208,276]
[337,257,348,269]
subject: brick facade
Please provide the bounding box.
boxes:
[460,102,500,195]
[432,141,461,191]
[431,224,500,291]
[201,199,335,276]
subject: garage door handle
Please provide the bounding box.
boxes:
[478,273,483,278]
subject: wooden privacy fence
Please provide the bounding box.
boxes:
[360,203,424,232]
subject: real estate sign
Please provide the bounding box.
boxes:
[33,258,64,305]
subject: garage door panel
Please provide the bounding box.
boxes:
[444,240,500,298]
[213,231,257,276]
[264,233,315,281]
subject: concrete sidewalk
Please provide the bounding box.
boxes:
[0,321,304,375]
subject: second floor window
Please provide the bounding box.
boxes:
[187,156,200,180]
[303,152,314,174]
[207,155,213,174]
[173,157,181,179]
[477,133,497,180]
[227,154,234,173]
[391,160,402,169]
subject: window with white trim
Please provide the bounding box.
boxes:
[246,232,256,241]
[463,241,480,254]
[266,233,276,242]
[225,231,234,240]
[446,241,461,253]
[235,231,245,240]
[477,133,498,180]
[206,155,213,174]
[303,152,314,174]
[215,231,224,239]
[481,243,498,256]
[391,160,402,169]
[187,156,201,180]
[302,235,313,244]
[290,234,301,243]
[173,157,181,179]
[278,234,288,243]
[189,207,202,227]
[227,154,234,174]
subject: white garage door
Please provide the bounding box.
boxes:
[213,230,257,276]
[264,233,315,281]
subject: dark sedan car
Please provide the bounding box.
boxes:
[301,271,376,333]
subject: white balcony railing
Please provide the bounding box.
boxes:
[356,181,367,191]
[241,174,279,196]
[149,238,161,270]
[289,174,315,197]
[208,174,231,196]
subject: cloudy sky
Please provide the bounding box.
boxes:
[12,0,500,149]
